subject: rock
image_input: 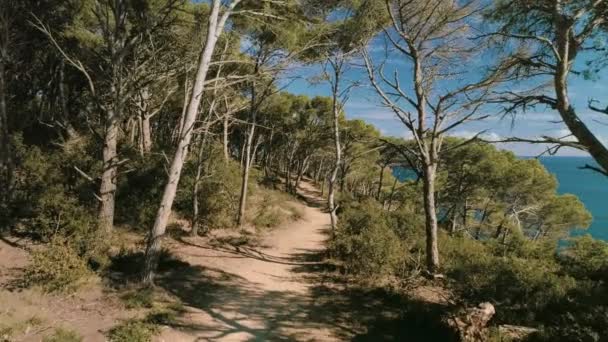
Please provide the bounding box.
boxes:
[499,324,539,340]
[446,302,495,342]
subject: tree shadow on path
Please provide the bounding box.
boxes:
[141,181,458,341]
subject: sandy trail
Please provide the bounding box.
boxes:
[158,181,338,341]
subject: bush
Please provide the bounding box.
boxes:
[175,146,244,231]
[252,207,284,228]
[333,199,405,278]
[115,156,166,229]
[443,235,577,324]
[43,328,83,342]
[7,135,109,272]
[250,192,303,229]
[560,235,608,282]
[107,320,159,342]
[121,288,155,309]
[24,238,92,292]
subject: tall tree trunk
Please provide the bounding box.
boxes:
[385,176,398,210]
[223,113,229,161]
[285,144,297,192]
[191,133,208,237]
[98,114,118,234]
[314,159,324,183]
[263,129,274,177]
[377,163,386,200]
[143,0,239,286]
[0,58,10,199]
[320,173,326,196]
[250,134,262,168]
[191,109,213,237]
[327,60,343,238]
[237,123,255,227]
[141,114,152,154]
[294,156,309,191]
[58,60,76,139]
[236,72,259,227]
[422,161,440,275]
[239,136,246,168]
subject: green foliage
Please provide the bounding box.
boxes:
[252,206,284,228]
[107,319,159,342]
[0,316,44,341]
[250,191,303,229]
[43,328,83,342]
[438,141,591,240]
[175,145,244,230]
[24,238,92,293]
[115,156,166,229]
[121,288,155,309]
[444,235,576,323]
[333,199,405,278]
[560,235,608,282]
[9,136,99,238]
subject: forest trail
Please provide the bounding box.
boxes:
[157,181,342,341]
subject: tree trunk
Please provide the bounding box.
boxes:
[314,159,324,183]
[191,136,208,237]
[223,113,229,161]
[285,144,297,192]
[328,63,343,238]
[191,113,213,237]
[554,20,608,174]
[141,114,152,154]
[422,161,440,275]
[0,58,10,199]
[320,173,326,196]
[58,60,77,139]
[294,156,309,191]
[237,123,255,227]
[385,170,398,210]
[143,0,236,286]
[98,115,118,233]
[377,163,386,200]
[263,129,274,177]
[250,134,262,168]
[236,68,259,227]
[239,136,246,168]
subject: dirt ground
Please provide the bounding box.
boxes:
[1,182,425,342]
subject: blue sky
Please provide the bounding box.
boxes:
[282,41,608,157]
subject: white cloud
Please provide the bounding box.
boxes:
[449,130,502,141]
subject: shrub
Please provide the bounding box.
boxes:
[175,146,244,230]
[560,235,608,282]
[252,207,284,228]
[333,199,405,278]
[121,288,155,309]
[107,320,159,342]
[23,238,92,292]
[43,328,83,342]
[8,135,109,271]
[115,156,166,229]
[443,235,577,324]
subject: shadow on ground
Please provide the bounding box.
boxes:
[105,245,457,341]
[105,181,457,341]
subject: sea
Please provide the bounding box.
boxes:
[539,156,608,240]
[392,156,608,240]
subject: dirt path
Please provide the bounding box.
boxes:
[157,181,340,341]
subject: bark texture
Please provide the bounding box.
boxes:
[98,116,118,233]
[143,0,240,285]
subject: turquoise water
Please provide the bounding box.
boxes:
[539,157,608,240]
[392,157,608,240]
